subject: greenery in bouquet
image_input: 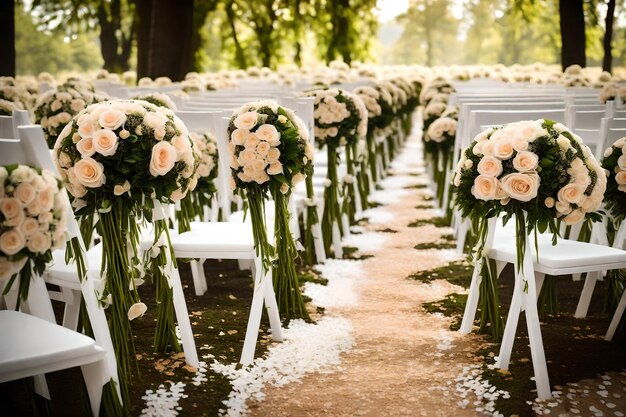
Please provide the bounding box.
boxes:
[35,86,106,148]
[0,165,67,307]
[419,77,455,106]
[601,137,626,313]
[176,131,219,233]
[54,99,199,405]
[132,92,178,111]
[453,119,606,337]
[228,100,313,320]
[63,77,96,92]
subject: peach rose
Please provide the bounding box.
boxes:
[492,139,514,160]
[244,134,260,149]
[14,183,36,205]
[0,198,22,219]
[0,229,25,255]
[471,175,499,201]
[557,183,584,205]
[477,156,503,177]
[267,148,281,161]
[27,231,51,254]
[127,302,147,320]
[171,135,192,158]
[78,121,96,139]
[98,109,127,130]
[19,217,39,237]
[37,187,54,212]
[149,141,177,176]
[255,124,280,144]
[238,149,256,165]
[500,173,540,202]
[237,171,252,183]
[76,137,95,157]
[4,209,25,227]
[564,209,584,225]
[618,155,626,170]
[74,157,106,188]
[231,129,248,146]
[234,111,258,130]
[92,129,119,156]
[616,171,626,185]
[512,151,539,172]
[267,161,283,176]
[253,171,270,184]
[256,141,271,156]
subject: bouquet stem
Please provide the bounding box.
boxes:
[303,176,319,265]
[366,132,378,187]
[272,187,310,321]
[247,186,274,271]
[478,257,504,339]
[342,144,357,225]
[538,275,559,317]
[322,145,343,257]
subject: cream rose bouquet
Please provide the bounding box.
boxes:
[601,137,626,313]
[0,99,18,116]
[175,131,218,233]
[425,106,458,206]
[0,165,67,307]
[35,87,105,148]
[453,119,606,337]
[600,82,626,104]
[132,92,178,111]
[53,99,198,405]
[305,88,366,254]
[228,101,313,320]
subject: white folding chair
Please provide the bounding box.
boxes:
[460,217,626,399]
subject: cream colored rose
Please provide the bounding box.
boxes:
[244,134,261,150]
[267,161,283,176]
[14,183,36,205]
[27,231,51,254]
[618,155,626,170]
[267,148,281,161]
[0,229,25,255]
[4,209,24,227]
[292,172,306,186]
[127,302,147,320]
[10,165,35,183]
[492,139,514,160]
[237,171,252,183]
[555,200,572,215]
[557,183,584,205]
[37,187,54,212]
[149,141,177,176]
[76,137,95,157]
[78,121,96,139]
[477,156,503,177]
[512,151,539,172]
[564,209,584,225]
[253,171,270,184]
[171,135,192,159]
[50,100,62,112]
[256,141,271,156]
[471,175,499,201]
[0,198,22,219]
[500,173,539,202]
[19,217,39,237]
[238,149,256,165]
[615,170,626,185]
[92,129,119,156]
[234,111,258,130]
[57,112,71,124]
[230,155,240,169]
[171,188,187,201]
[231,128,248,145]
[74,157,106,188]
[556,135,570,151]
[98,109,126,130]
[113,180,131,196]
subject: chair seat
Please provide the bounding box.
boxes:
[172,222,255,255]
[47,244,104,285]
[490,228,626,274]
[0,310,105,382]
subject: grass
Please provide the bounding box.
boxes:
[408,216,450,228]
[405,183,428,189]
[422,293,467,331]
[408,260,473,289]
[342,246,374,260]
[414,204,434,209]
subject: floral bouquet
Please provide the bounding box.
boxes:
[0,98,18,116]
[600,82,626,104]
[132,92,178,111]
[176,131,218,233]
[54,99,198,406]
[422,100,447,131]
[419,77,454,107]
[228,100,313,320]
[0,84,29,110]
[601,137,626,313]
[0,165,67,306]
[306,88,367,254]
[425,106,458,206]
[35,87,105,148]
[354,84,394,183]
[453,119,606,337]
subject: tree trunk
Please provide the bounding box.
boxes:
[0,0,16,77]
[603,0,616,73]
[225,1,247,69]
[293,0,302,66]
[559,0,586,70]
[98,1,120,72]
[135,0,195,81]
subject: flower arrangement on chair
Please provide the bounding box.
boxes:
[54,99,199,405]
[453,119,606,337]
[228,100,313,321]
[0,165,67,306]
[132,92,178,111]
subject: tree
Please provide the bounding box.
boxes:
[559,0,586,69]
[135,0,195,80]
[0,0,15,76]
[603,0,616,72]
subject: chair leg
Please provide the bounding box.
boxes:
[575,271,600,319]
[459,258,484,335]
[240,265,267,365]
[61,288,81,330]
[262,270,284,342]
[167,262,199,368]
[341,213,351,239]
[312,221,327,264]
[524,284,552,400]
[81,359,106,417]
[189,260,207,296]
[535,273,546,303]
[496,275,523,370]
[605,287,626,341]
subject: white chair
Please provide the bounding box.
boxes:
[0,135,120,416]
[460,217,626,399]
[0,115,14,138]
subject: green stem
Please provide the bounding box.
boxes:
[303,175,319,265]
[322,145,343,256]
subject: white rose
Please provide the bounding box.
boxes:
[267,161,283,176]
[231,129,248,146]
[512,151,539,172]
[14,183,36,205]
[618,155,626,170]
[27,231,51,254]
[0,197,22,219]
[50,100,62,112]
[557,183,584,205]
[19,217,39,237]
[92,129,119,156]
[74,157,106,188]
[604,147,614,158]
[98,109,126,130]
[76,137,96,157]
[471,175,499,201]
[556,135,570,151]
[280,183,289,194]
[615,170,626,185]
[78,120,96,139]
[255,124,281,145]
[500,173,540,202]
[492,139,514,160]
[149,141,177,176]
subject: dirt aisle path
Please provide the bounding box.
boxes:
[249,133,483,416]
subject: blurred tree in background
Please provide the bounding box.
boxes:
[3,0,626,78]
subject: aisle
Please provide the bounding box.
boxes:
[249,131,480,416]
